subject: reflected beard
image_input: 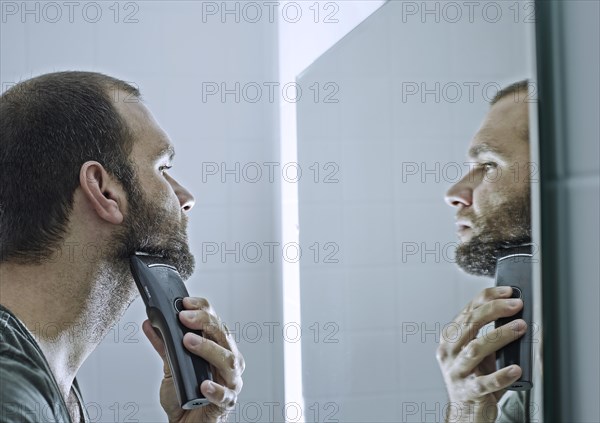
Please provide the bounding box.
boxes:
[109,179,195,281]
[455,190,531,277]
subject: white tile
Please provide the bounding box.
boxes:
[344,266,397,330]
[299,203,345,267]
[302,330,397,397]
[342,203,396,266]
[300,267,347,328]
[341,139,394,202]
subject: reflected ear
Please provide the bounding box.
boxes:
[79,161,124,225]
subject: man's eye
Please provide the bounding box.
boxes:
[481,162,497,172]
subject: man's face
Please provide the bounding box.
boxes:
[445,94,531,276]
[109,97,196,280]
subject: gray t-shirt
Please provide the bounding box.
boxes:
[0,304,89,422]
[497,390,530,422]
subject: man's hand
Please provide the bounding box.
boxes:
[436,286,526,423]
[142,297,245,423]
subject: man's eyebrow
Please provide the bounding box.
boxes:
[468,142,504,159]
[152,144,176,161]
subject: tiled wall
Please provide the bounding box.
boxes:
[296,3,532,421]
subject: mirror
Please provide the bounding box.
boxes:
[296,1,541,422]
[1,1,544,422]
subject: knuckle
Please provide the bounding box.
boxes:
[226,353,237,371]
[203,320,222,337]
[215,387,227,403]
[199,310,215,325]
[195,297,211,310]
[490,299,504,316]
[463,342,479,359]
[238,354,246,373]
[490,375,502,390]
[436,345,448,363]
[482,287,497,301]
[469,381,484,398]
[231,377,243,394]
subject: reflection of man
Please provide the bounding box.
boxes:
[437,80,532,422]
[0,72,244,422]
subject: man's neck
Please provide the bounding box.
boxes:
[0,256,137,400]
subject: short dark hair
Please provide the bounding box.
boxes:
[0,71,141,263]
[490,79,530,105]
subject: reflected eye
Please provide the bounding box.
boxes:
[481,162,497,172]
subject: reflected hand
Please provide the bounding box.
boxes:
[142,297,245,423]
[436,287,526,422]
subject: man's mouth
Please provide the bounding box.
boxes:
[455,219,471,228]
[455,220,473,239]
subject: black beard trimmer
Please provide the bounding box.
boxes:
[130,253,213,409]
[494,243,534,391]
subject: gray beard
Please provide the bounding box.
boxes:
[84,176,197,342]
[455,191,531,277]
[109,175,196,281]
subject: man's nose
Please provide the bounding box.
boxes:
[444,178,472,208]
[168,176,195,212]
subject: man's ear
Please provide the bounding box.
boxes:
[79,161,124,225]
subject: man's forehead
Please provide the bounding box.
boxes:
[114,97,154,133]
[114,96,174,158]
[468,99,529,158]
[468,137,504,158]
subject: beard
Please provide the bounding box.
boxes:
[109,174,196,281]
[73,172,196,342]
[455,189,531,277]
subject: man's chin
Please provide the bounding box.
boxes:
[455,236,532,277]
[135,247,196,281]
[455,240,498,277]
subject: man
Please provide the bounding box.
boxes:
[0,71,244,422]
[437,80,533,422]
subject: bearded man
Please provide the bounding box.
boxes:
[0,71,244,422]
[437,80,533,423]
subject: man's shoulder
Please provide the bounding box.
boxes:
[0,305,44,366]
[0,348,69,422]
[496,390,528,423]
[0,305,71,422]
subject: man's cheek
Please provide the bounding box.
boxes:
[480,182,513,210]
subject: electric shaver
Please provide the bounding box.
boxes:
[494,243,534,391]
[130,253,213,409]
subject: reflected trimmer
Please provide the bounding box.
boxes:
[494,243,534,391]
[130,253,213,409]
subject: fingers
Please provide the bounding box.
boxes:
[142,319,166,358]
[200,380,239,410]
[179,298,240,356]
[179,297,245,397]
[143,296,245,413]
[449,298,523,354]
[437,287,525,381]
[468,286,515,310]
[437,287,527,407]
[451,319,527,378]
[460,365,522,399]
[141,320,172,378]
[439,287,523,356]
[182,332,244,390]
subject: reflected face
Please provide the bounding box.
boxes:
[109,96,196,280]
[445,93,531,276]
